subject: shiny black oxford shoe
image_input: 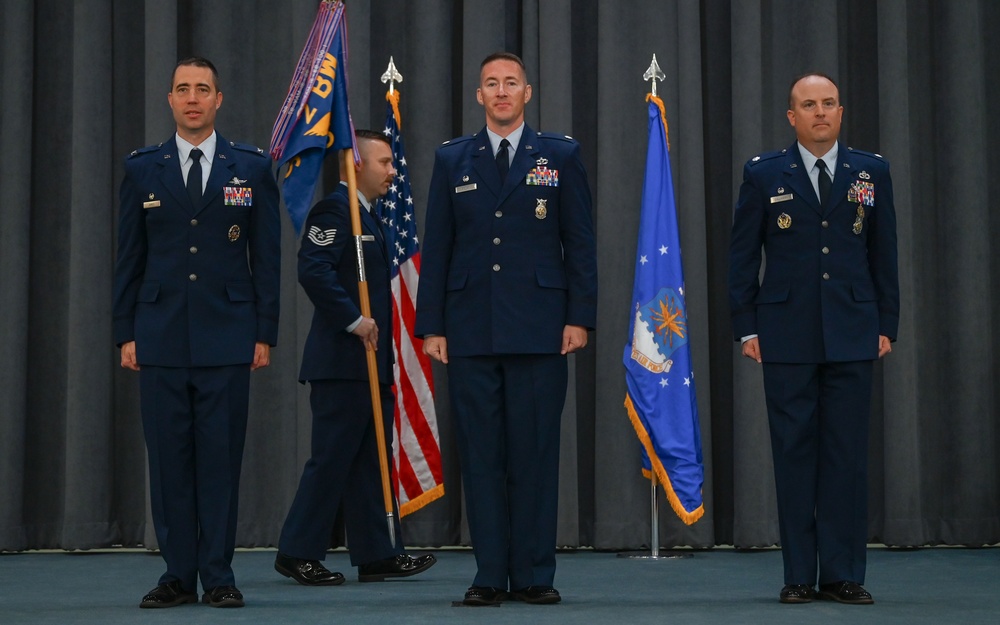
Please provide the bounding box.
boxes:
[818,581,874,604]
[274,552,346,586]
[201,585,244,608]
[358,553,437,582]
[462,586,507,606]
[779,584,816,604]
[511,585,562,604]
[139,580,198,608]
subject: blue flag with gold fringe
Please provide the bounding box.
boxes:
[623,94,704,525]
[270,0,355,235]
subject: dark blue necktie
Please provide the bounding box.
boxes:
[496,138,510,183]
[187,148,203,207]
[816,158,831,207]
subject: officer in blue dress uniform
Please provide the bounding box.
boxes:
[415,52,598,606]
[113,57,280,609]
[729,73,899,606]
[273,130,435,587]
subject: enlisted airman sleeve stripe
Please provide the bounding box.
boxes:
[307,226,337,246]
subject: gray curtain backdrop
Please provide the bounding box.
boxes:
[1,0,997,552]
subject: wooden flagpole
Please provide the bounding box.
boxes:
[342,147,397,547]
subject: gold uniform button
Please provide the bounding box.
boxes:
[493,237,501,245]
[189,274,198,281]
[492,264,501,272]
[822,273,830,280]
[821,247,829,254]
[190,246,198,254]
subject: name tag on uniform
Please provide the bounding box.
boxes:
[143,200,161,209]
[770,193,793,203]
[360,235,375,241]
[455,183,477,193]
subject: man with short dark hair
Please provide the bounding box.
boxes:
[113,56,281,608]
[416,52,598,606]
[729,73,899,605]
[274,130,435,588]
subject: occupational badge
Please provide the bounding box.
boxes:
[777,213,792,229]
[224,186,253,207]
[228,225,241,242]
[535,198,548,219]
[228,176,248,185]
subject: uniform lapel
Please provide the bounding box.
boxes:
[782,142,822,215]
[197,134,235,216]
[827,142,855,217]
[158,138,189,211]
[497,125,538,206]
[471,130,502,197]
[361,199,389,264]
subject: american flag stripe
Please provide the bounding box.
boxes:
[379,87,444,516]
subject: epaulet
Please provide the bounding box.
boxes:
[535,131,576,143]
[229,141,268,157]
[747,149,785,166]
[845,146,886,161]
[439,134,475,148]
[127,143,163,159]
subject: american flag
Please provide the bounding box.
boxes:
[377,90,445,516]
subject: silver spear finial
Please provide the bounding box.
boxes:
[380,56,403,94]
[643,54,665,97]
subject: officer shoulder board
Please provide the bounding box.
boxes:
[746,149,785,168]
[845,146,887,163]
[535,131,577,144]
[439,134,476,149]
[127,143,163,159]
[229,141,268,158]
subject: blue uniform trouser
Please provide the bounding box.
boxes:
[448,354,567,591]
[278,379,403,566]
[139,364,250,592]
[762,360,872,586]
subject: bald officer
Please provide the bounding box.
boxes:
[729,72,898,606]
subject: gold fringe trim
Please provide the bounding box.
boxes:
[624,393,704,525]
[398,482,444,518]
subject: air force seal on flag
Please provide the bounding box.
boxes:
[307,225,337,246]
[630,287,689,374]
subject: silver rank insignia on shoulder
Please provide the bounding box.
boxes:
[752,156,760,162]
[535,198,548,219]
[777,213,791,229]
[228,225,241,242]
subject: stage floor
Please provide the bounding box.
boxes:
[1,546,996,624]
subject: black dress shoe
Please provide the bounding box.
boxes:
[139,580,198,608]
[779,584,816,604]
[512,585,562,604]
[274,552,345,586]
[818,581,874,604]
[463,586,507,606]
[358,553,437,582]
[201,585,244,608]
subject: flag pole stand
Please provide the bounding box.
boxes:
[616,471,693,560]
